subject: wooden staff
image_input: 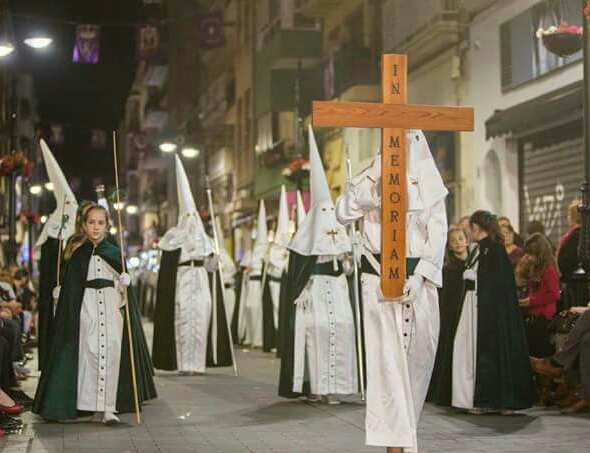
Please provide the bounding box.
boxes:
[345,146,366,401]
[112,131,141,425]
[55,194,68,286]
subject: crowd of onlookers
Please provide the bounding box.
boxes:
[432,200,590,414]
[0,264,37,435]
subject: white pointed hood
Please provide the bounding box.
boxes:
[159,155,215,255]
[36,139,78,247]
[249,200,267,271]
[296,190,306,227]
[289,126,350,256]
[269,185,290,270]
[407,129,448,210]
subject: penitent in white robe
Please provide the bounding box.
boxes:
[77,254,124,413]
[336,151,446,451]
[174,246,214,373]
[268,265,282,330]
[219,249,237,324]
[452,245,479,410]
[292,255,358,396]
[244,275,263,348]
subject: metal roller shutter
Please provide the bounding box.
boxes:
[519,137,583,245]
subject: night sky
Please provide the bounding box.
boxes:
[8,0,148,199]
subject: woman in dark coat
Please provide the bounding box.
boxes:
[451,210,534,414]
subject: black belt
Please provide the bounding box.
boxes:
[85,279,114,289]
[465,280,476,291]
[250,275,262,281]
[312,261,343,277]
[178,260,204,267]
[224,283,234,289]
[268,275,282,283]
[360,254,419,277]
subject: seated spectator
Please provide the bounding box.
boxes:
[517,233,560,405]
[13,269,36,339]
[531,305,590,414]
[502,223,524,268]
[498,216,524,247]
[557,199,587,310]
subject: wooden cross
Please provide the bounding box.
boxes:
[313,54,474,299]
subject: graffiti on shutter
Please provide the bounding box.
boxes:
[523,183,565,238]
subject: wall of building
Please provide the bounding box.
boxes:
[467,0,582,223]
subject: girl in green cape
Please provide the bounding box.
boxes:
[33,203,156,423]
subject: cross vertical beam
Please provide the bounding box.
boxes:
[381,55,407,298]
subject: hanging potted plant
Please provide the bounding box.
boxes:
[282,157,310,191]
[0,151,34,177]
[537,19,583,57]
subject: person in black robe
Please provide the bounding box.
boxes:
[452,210,534,413]
[37,238,59,371]
[430,226,468,404]
[262,267,277,353]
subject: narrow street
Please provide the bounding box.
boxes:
[1,322,588,453]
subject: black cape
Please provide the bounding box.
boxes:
[32,239,157,420]
[433,253,466,405]
[557,227,589,310]
[152,249,233,370]
[231,269,245,343]
[275,269,289,358]
[278,251,315,398]
[472,237,535,410]
[262,267,277,352]
[37,238,59,371]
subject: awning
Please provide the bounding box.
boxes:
[485,81,582,140]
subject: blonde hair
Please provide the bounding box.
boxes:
[64,204,110,260]
[569,199,581,226]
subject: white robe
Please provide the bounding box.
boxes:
[268,265,282,330]
[292,255,358,396]
[220,249,237,324]
[174,247,214,373]
[244,276,263,348]
[452,246,479,409]
[336,171,446,452]
[77,254,123,413]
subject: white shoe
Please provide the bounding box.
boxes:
[102,412,120,424]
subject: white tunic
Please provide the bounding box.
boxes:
[268,265,282,330]
[220,249,237,323]
[174,247,213,373]
[452,246,479,409]
[77,254,123,413]
[336,167,446,452]
[244,276,263,348]
[292,255,358,396]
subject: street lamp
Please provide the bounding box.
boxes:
[29,184,42,196]
[0,40,13,57]
[44,182,54,191]
[126,204,138,215]
[23,36,52,49]
[181,146,200,159]
[159,141,177,153]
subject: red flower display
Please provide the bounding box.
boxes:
[0,152,34,178]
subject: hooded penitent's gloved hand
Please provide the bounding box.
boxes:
[402,274,424,302]
[118,273,131,293]
[52,286,61,300]
[463,269,476,281]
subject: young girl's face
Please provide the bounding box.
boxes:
[501,226,514,246]
[83,208,108,242]
[449,230,468,255]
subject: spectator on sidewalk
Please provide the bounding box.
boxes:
[531,306,590,414]
[517,233,560,405]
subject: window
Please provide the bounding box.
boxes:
[500,0,581,91]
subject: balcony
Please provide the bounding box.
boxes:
[388,11,468,70]
[330,44,379,99]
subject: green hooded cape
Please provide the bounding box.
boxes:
[32,239,157,420]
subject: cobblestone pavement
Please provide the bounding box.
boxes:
[1,323,588,453]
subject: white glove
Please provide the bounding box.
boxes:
[52,286,61,300]
[118,273,131,292]
[351,231,363,264]
[205,254,219,272]
[463,269,477,281]
[403,275,424,302]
